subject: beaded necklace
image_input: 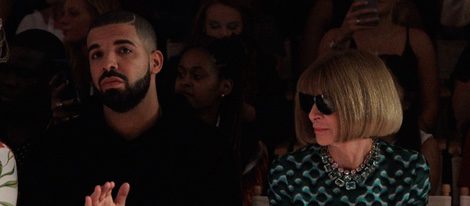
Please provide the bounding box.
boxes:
[0,18,9,63]
[320,139,380,190]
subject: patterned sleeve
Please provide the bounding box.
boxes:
[268,157,292,206]
[407,153,431,205]
[0,141,18,206]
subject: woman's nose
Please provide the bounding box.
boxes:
[308,104,322,122]
[220,28,232,38]
[59,14,69,25]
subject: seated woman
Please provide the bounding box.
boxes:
[174,38,270,206]
[190,0,292,156]
[268,50,430,205]
[453,45,470,189]
[317,0,441,194]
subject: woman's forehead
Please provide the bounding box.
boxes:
[180,49,217,70]
[182,48,214,63]
[299,75,323,95]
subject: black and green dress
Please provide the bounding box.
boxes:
[268,139,430,205]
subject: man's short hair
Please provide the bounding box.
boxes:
[89,10,157,52]
[295,50,403,144]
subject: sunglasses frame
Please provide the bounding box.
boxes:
[298,92,335,115]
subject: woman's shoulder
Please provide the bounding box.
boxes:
[407,27,430,38]
[377,139,428,167]
[406,27,434,53]
[271,144,321,169]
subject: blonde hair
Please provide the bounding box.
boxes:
[295,50,403,145]
[86,0,120,16]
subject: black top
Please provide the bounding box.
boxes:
[350,28,419,93]
[19,97,241,206]
[452,44,470,83]
[350,27,422,151]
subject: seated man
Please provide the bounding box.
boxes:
[19,11,241,206]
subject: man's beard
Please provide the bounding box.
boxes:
[96,66,151,113]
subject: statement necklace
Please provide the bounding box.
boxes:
[0,20,9,63]
[320,139,380,190]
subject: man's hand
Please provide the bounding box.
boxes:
[84,182,130,206]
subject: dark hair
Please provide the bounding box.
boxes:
[90,10,157,52]
[9,29,66,79]
[181,36,249,153]
[1,29,66,117]
[191,0,253,43]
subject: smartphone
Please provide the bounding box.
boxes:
[352,0,379,26]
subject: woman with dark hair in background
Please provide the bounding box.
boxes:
[191,0,293,162]
[174,38,269,206]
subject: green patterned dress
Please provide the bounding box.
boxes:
[268,139,430,206]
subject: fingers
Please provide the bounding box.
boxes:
[49,73,65,88]
[343,1,379,32]
[350,8,378,19]
[106,181,115,199]
[99,181,115,201]
[356,16,380,27]
[85,196,92,206]
[51,95,80,124]
[115,183,130,206]
[52,98,78,110]
[85,182,129,206]
[90,185,102,205]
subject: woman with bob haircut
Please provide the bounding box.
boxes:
[268,50,430,205]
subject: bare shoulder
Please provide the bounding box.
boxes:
[407,28,435,55]
[408,28,433,47]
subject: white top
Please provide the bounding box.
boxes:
[0,141,18,205]
[16,10,63,41]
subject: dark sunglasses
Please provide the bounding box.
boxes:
[298,92,335,115]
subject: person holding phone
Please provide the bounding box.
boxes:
[317,0,441,194]
[268,50,431,205]
[49,0,121,125]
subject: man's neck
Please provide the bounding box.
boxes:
[103,88,160,140]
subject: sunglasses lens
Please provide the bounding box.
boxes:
[299,93,314,114]
[299,92,335,115]
[316,96,334,115]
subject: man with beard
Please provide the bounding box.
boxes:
[19,11,241,206]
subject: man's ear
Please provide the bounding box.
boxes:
[220,79,233,97]
[150,50,164,74]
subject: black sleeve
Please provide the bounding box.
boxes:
[452,45,470,83]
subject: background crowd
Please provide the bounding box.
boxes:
[0,0,468,205]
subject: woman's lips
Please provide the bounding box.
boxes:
[180,91,193,97]
[314,127,329,133]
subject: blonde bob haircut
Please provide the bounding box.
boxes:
[295,50,403,145]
